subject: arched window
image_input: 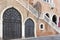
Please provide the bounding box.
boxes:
[52,15,57,24]
[45,13,49,18]
[40,24,43,29]
[39,23,45,30]
[3,7,22,39]
[25,18,35,37]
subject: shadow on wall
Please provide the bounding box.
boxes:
[33,1,42,17]
[33,1,42,12]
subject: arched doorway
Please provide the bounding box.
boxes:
[3,7,22,39]
[52,15,57,24]
[45,13,49,18]
[25,18,34,37]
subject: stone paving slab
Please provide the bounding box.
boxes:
[1,34,60,40]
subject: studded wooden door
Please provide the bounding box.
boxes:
[3,7,22,39]
[25,18,34,37]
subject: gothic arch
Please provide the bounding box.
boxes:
[3,7,22,39]
[25,18,35,37]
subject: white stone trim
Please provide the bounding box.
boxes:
[43,12,51,20]
[24,17,37,38]
[0,5,24,38]
[16,0,38,18]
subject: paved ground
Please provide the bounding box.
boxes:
[1,34,60,40]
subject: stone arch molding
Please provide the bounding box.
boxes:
[24,17,37,37]
[0,6,23,38]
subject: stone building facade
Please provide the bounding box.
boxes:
[0,0,60,39]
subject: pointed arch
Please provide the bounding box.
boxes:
[25,18,35,37]
[3,7,22,39]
